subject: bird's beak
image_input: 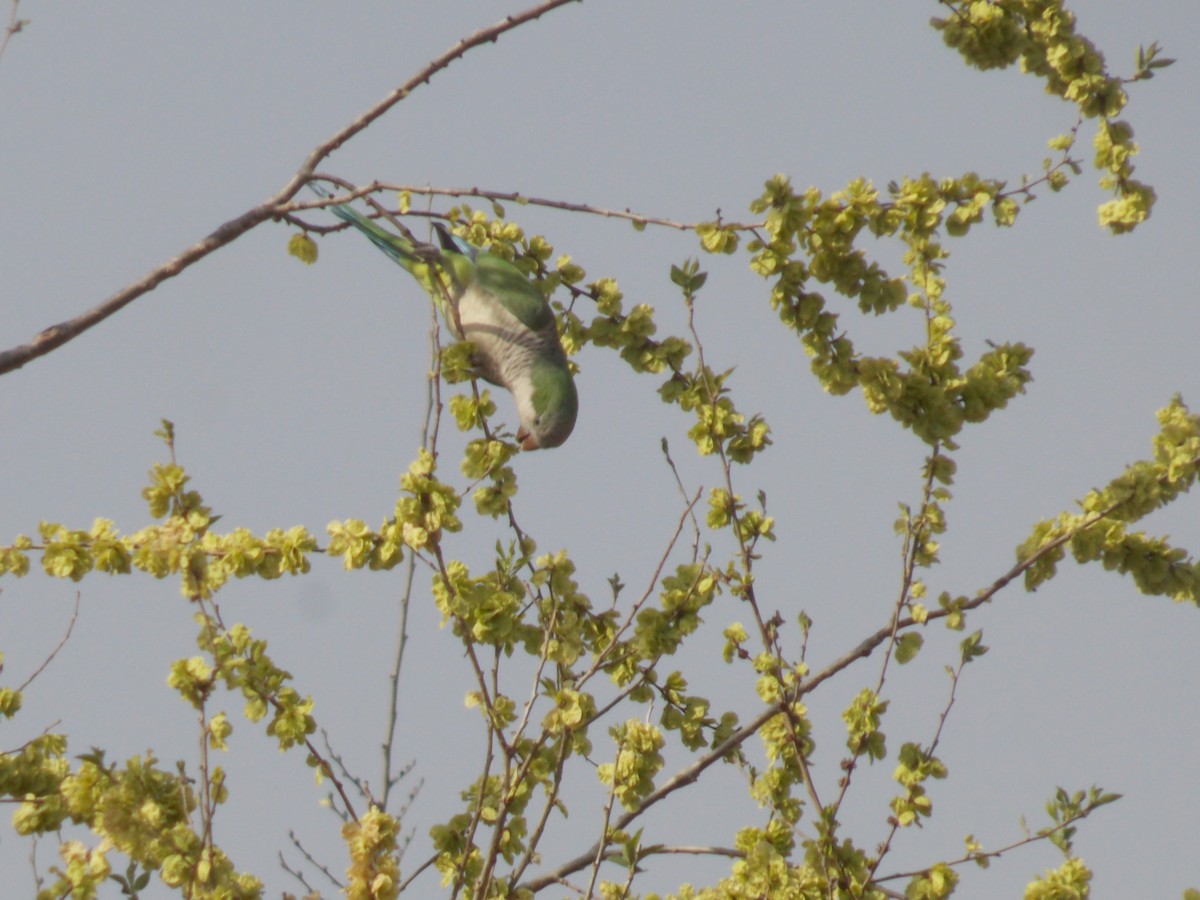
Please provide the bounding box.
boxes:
[516,427,539,451]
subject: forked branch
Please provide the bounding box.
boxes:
[0,0,582,377]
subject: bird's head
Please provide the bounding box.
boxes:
[514,363,578,450]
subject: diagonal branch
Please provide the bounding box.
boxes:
[798,488,1176,698]
[521,702,780,892]
[16,592,80,694]
[0,0,27,70]
[0,206,275,376]
[521,494,1140,893]
[0,0,583,378]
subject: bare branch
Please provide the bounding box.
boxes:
[800,501,1122,697]
[396,851,440,895]
[0,0,27,70]
[0,206,274,376]
[293,0,583,181]
[0,0,583,378]
[283,829,345,891]
[0,719,61,758]
[16,592,80,694]
[380,550,418,810]
[374,183,757,232]
[874,800,1106,886]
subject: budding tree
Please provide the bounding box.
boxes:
[0,3,1196,899]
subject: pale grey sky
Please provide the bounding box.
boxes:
[1,2,1197,897]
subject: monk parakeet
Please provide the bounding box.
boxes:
[319,190,578,450]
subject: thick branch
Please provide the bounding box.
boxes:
[0,207,273,376]
[0,0,582,378]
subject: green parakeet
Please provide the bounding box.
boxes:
[318,189,578,450]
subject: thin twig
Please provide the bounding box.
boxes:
[321,729,374,804]
[16,592,80,693]
[0,0,26,70]
[197,701,215,857]
[507,737,570,887]
[829,447,943,814]
[638,843,742,859]
[285,829,345,890]
[0,712,59,760]
[573,488,704,689]
[396,850,440,894]
[28,834,43,894]
[659,438,703,560]
[380,552,416,808]
[583,744,624,900]
[874,802,1104,885]
[373,183,762,232]
[866,642,968,885]
[278,851,319,896]
[687,290,827,825]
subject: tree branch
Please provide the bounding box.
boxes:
[0,0,26,70]
[0,207,274,376]
[521,702,780,892]
[800,513,1086,698]
[521,492,1146,893]
[374,183,757,232]
[0,0,583,378]
[16,592,80,694]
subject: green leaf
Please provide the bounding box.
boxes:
[895,631,924,664]
[959,630,988,662]
[287,232,318,265]
[669,258,708,295]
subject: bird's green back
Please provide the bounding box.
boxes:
[471,254,555,335]
[325,199,553,337]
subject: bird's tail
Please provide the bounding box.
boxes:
[309,183,469,332]
[309,183,429,275]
